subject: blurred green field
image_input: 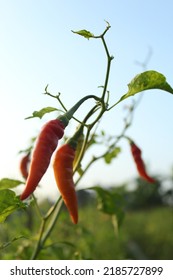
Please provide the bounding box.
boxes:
[0,201,172,260]
[55,204,173,260]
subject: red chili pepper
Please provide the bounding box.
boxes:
[20,95,98,200]
[53,143,78,224]
[19,153,30,179]
[20,119,65,200]
[130,141,155,183]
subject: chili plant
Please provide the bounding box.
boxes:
[0,22,173,260]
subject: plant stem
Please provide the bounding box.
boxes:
[100,33,114,101]
[44,196,62,220]
[40,200,63,247]
[30,219,46,260]
[73,105,99,173]
[32,194,43,219]
[58,94,100,127]
[74,28,113,178]
[30,197,63,260]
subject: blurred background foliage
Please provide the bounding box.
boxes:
[0,170,172,260]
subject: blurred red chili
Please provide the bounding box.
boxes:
[130,141,155,183]
[20,153,30,179]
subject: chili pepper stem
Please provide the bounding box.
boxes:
[59,94,100,126]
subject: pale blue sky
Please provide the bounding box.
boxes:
[0,0,173,199]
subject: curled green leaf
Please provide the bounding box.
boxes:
[104,147,121,164]
[72,29,94,39]
[25,107,58,119]
[116,70,173,105]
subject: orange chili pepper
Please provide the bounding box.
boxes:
[53,143,78,224]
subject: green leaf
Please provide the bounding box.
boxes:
[72,29,94,39]
[104,147,121,164]
[25,107,58,119]
[0,189,26,223]
[0,178,24,190]
[117,70,173,104]
[90,186,125,226]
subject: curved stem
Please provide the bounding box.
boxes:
[93,21,111,39]
[44,196,62,220]
[73,105,99,173]
[99,28,114,101]
[71,27,113,175]
[59,94,100,126]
